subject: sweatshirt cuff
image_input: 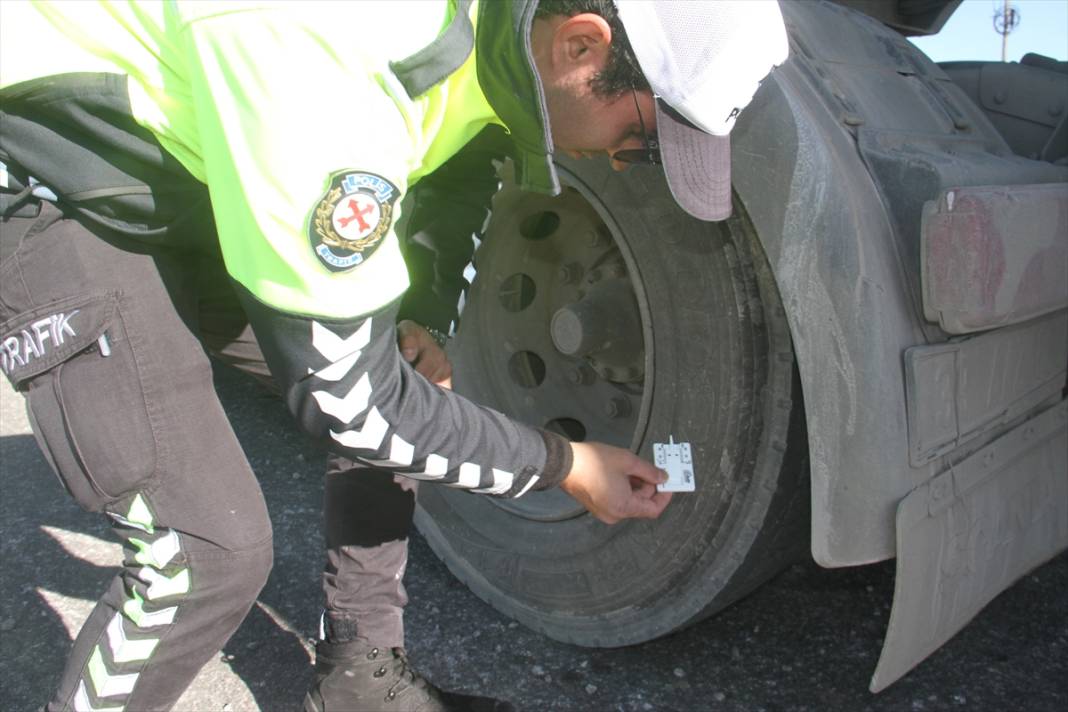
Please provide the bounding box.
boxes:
[396,289,458,335]
[533,429,573,491]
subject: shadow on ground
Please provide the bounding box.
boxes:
[2,365,1066,711]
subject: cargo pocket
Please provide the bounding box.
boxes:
[1,291,157,511]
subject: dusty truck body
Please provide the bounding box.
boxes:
[415,0,1068,690]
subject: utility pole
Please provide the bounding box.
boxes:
[1002,0,1009,61]
[994,0,1021,62]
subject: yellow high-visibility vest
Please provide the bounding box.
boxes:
[1,0,504,319]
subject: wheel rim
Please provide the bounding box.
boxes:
[449,169,654,522]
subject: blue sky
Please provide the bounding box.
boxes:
[908,0,1067,62]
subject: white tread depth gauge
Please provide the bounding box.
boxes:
[654,436,695,492]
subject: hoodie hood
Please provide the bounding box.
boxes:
[475,0,560,196]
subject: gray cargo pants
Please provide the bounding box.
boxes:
[0,191,413,711]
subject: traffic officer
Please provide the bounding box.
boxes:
[0,1,787,710]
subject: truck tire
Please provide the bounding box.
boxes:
[415,156,810,646]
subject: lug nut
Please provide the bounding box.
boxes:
[567,365,595,386]
[605,397,632,419]
[558,262,583,285]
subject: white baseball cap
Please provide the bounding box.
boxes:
[615,0,789,221]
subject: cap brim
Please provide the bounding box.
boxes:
[655,101,731,222]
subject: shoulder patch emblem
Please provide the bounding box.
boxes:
[309,171,400,272]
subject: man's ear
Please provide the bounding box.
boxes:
[549,12,613,72]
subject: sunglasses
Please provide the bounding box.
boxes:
[611,89,662,166]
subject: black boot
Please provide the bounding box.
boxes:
[304,640,516,712]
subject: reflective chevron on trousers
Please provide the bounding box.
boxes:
[87,646,138,698]
[123,589,177,627]
[107,494,154,534]
[129,529,180,569]
[106,612,158,663]
[140,566,190,600]
[74,680,122,712]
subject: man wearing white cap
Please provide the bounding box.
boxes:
[537,0,789,220]
[320,2,789,708]
[0,1,786,710]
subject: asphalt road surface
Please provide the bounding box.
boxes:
[1,366,1065,712]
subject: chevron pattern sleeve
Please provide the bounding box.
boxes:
[236,285,572,497]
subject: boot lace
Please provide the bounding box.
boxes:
[384,648,434,703]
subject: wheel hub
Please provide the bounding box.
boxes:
[447,181,650,522]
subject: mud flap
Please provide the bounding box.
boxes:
[871,398,1068,692]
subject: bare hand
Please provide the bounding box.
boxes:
[397,320,452,389]
[560,442,672,524]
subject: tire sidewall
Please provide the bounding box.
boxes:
[417,156,795,645]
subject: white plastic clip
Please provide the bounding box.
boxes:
[654,436,695,492]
